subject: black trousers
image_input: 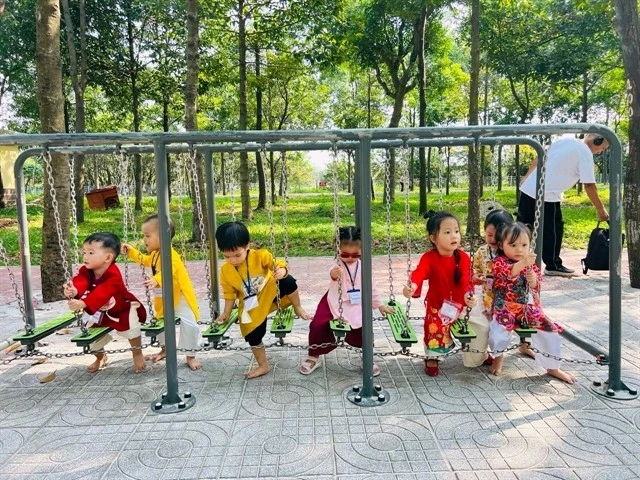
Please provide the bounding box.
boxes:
[244,274,299,346]
[517,192,564,270]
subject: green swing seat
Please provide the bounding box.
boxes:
[13,312,77,346]
[384,301,418,350]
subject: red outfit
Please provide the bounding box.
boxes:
[410,249,472,353]
[72,264,146,332]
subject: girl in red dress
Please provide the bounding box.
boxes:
[403,211,476,376]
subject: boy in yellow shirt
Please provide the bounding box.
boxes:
[215,221,310,379]
[123,215,202,371]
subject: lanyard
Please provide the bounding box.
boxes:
[342,260,359,290]
[236,250,252,295]
[151,251,160,276]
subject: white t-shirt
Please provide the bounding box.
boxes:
[520,138,596,202]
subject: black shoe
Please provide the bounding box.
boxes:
[544,265,575,277]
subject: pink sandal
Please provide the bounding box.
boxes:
[299,357,322,375]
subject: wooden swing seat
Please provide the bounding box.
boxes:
[13,313,77,346]
[270,305,295,338]
[385,301,418,349]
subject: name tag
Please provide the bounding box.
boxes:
[439,299,462,325]
[244,293,258,311]
[154,287,163,298]
[347,289,361,304]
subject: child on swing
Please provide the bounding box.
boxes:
[122,214,202,371]
[464,209,514,367]
[214,221,311,379]
[64,232,147,373]
[299,226,394,376]
[488,221,576,383]
[403,211,477,376]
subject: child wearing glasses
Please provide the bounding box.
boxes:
[299,226,394,376]
[214,221,311,379]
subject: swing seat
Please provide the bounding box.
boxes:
[270,305,295,338]
[202,309,237,344]
[13,313,77,346]
[450,319,477,344]
[515,326,537,343]
[385,301,418,349]
[70,326,113,347]
[329,319,351,339]
[141,318,168,336]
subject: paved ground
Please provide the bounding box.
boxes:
[0,250,639,480]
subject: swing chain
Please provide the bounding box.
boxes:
[187,147,214,323]
[0,239,28,330]
[330,145,345,325]
[530,153,547,252]
[43,150,72,286]
[280,151,289,264]
[116,149,132,286]
[383,148,395,304]
[438,147,444,210]
[67,154,81,268]
[227,152,237,221]
[402,146,413,319]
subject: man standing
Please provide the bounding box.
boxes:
[517,134,609,277]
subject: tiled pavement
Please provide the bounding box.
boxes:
[0,251,639,479]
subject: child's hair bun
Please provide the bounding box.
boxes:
[423,209,436,220]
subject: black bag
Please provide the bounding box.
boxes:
[581,222,625,274]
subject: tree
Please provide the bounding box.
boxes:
[466,0,481,238]
[185,0,208,241]
[613,0,640,287]
[61,0,87,223]
[36,0,70,302]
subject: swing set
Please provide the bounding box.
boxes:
[0,125,635,413]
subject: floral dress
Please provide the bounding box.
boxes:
[491,255,561,332]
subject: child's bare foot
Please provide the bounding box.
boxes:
[489,355,504,376]
[518,344,536,359]
[151,348,166,364]
[132,351,146,373]
[87,354,108,373]
[186,357,202,371]
[547,368,576,384]
[247,364,271,379]
[294,307,311,320]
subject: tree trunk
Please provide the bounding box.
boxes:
[237,0,251,219]
[417,7,427,214]
[185,0,207,240]
[126,6,142,211]
[613,0,640,287]
[255,44,266,210]
[446,148,451,196]
[61,0,86,223]
[37,0,70,302]
[466,0,481,237]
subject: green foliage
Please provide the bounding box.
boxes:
[0,186,615,265]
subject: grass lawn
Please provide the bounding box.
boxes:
[0,185,615,265]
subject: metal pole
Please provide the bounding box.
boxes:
[204,150,220,313]
[347,137,389,406]
[13,149,42,332]
[150,139,196,413]
[354,148,361,228]
[590,132,637,399]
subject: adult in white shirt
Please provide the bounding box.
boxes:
[517,135,609,277]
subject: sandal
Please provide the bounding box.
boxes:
[299,357,322,375]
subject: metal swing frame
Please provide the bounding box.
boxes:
[1,123,634,413]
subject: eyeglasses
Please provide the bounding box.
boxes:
[339,252,361,259]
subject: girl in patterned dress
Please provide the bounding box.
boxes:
[403,211,477,377]
[488,222,576,383]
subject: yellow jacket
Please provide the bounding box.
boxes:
[219,248,290,336]
[126,246,200,321]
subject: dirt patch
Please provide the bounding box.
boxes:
[0,218,17,229]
